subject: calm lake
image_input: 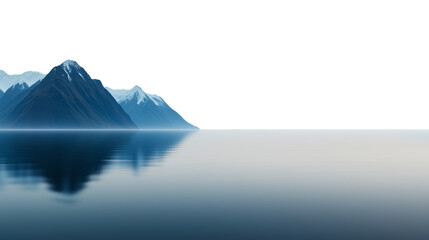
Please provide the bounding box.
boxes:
[1,130,429,239]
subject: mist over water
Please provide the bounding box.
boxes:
[1,130,429,239]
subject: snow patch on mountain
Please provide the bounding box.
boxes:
[61,60,84,81]
[10,82,29,91]
[107,86,165,106]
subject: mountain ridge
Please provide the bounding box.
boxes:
[107,86,197,129]
[0,60,197,129]
[0,81,41,122]
[6,60,136,129]
[0,70,45,91]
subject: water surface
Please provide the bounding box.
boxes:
[1,130,429,239]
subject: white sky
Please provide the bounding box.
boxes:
[1,0,429,129]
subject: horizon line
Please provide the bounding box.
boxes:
[0,128,199,132]
[0,128,429,131]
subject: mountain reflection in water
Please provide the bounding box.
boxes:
[0,131,191,194]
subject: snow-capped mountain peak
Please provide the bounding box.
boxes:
[62,60,80,70]
[106,85,197,129]
[7,60,136,128]
[107,85,165,106]
[11,82,29,90]
[59,60,86,81]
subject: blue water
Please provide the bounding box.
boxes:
[1,130,429,239]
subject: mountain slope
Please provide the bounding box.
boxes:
[0,70,45,91]
[107,86,197,129]
[0,81,41,121]
[7,60,136,129]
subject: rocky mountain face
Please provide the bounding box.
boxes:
[6,60,136,129]
[107,86,197,129]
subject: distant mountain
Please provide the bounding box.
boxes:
[0,81,40,121]
[0,70,45,91]
[107,86,197,129]
[0,89,4,99]
[7,60,136,129]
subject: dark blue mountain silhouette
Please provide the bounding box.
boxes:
[7,60,136,128]
[107,86,198,129]
[0,81,40,122]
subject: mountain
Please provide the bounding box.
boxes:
[6,60,136,129]
[0,81,41,121]
[0,70,45,91]
[107,86,197,129]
